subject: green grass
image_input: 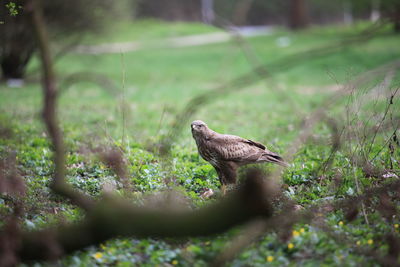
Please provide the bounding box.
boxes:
[6,22,397,143]
[1,20,400,266]
[79,19,221,45]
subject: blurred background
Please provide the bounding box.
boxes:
[1,0,399,142]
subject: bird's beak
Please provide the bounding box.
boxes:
[191,125,196,130]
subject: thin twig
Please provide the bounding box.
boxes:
[353,165,369,226]
[367,87,400,154]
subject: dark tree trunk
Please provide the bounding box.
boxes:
[0,0,35,80]
[232,0,254,26]
[136,0,201,21]
[395,21,400,32]
[289,0,309,30]
[393,4,400,33]
[0,49,33,80]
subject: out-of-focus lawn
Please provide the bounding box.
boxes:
[1,21,399,144]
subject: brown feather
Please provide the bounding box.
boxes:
[245,139,266,150]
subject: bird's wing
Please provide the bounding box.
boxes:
[209,134,265,162]
[244,139,266,150]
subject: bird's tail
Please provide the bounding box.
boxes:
[260,151,289,167]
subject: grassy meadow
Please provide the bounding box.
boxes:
[1,19,400,266]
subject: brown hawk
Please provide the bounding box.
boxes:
[191,120,287,193]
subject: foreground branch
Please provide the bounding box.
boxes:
[16,172,273,262]
[213,178,400,266]
[28,0,94,210]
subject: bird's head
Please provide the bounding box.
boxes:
[191,120,209,138]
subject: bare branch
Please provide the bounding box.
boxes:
[28,0,94,211]
[14,171,273,262]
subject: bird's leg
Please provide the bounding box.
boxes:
[215,167,227,196]
[221,184,227,196]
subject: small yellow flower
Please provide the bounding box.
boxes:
[356,241,361,246]
[300,228,305,233]
[338,221,344,226]
[288,243,294,250]
[93,252,103,259]
[292,230,300,237]
[394,224,399,229]
[172,260,178,265]
[367,239,373,245]
[266,256,274,262]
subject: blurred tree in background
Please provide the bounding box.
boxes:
[134,0,400,30]
[1,0,399,81]
[136,0,201,21]
[289,0,309,29]
[0,0,130,81]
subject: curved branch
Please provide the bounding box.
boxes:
[16,172,273,262]
[59,71,120,97]
[28,0,94,211]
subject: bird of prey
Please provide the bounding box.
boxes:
[191,120,287,194]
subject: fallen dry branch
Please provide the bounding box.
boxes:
[15,171,273,262]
